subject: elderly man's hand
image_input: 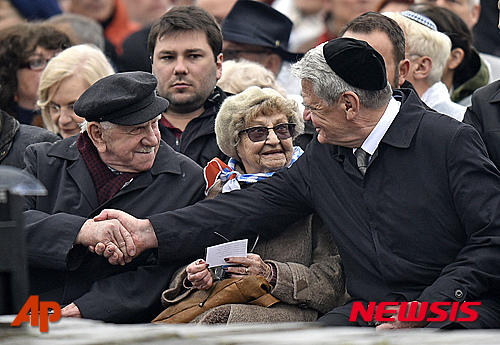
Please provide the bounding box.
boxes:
[61,303,82,318]
[376,301,430,330]
[76,219,135,265]
[90,209,158,264]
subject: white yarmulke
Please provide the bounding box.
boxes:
[401,10,438,31]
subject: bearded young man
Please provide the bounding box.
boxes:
[148,6,229,167]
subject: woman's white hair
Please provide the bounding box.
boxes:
[215,86,304,160]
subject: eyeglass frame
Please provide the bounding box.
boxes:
[239,123,296,143]
[19,49,62,71]
[405,52,424,60]
[46,102,76,116]
[19,57,52,71]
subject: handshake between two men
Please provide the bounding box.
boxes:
[78,209,158,266]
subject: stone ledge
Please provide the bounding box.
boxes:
[1,316,499,345]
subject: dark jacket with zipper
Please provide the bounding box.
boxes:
[159,87,229,167]
[149,89,500,328]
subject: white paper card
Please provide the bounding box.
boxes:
[205,239,248,267]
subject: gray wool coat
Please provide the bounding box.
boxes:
[160,174,348,324]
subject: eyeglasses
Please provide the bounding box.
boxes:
[405,53,423,60]
[47,102,75,115]
[239,123,295,142]
[20,57,52,71]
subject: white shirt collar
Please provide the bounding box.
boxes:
[356,97,401,156]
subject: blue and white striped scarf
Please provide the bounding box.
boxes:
[220,146,304,193]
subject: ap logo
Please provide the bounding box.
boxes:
[11,295,61,332]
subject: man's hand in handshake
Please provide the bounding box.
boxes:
[76,218,136,265]
[89,209,159,265]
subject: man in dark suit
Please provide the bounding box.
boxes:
[94,39,500,329]
[464,80,500,168]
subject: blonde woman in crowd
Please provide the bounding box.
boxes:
[38,44,115,138]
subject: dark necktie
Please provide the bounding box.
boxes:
[355,148,370,175]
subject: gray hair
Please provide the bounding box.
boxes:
[291,43,392,109]
[215,86,304,160]
[217,60,286,97]
[48,13,106,51]
[79,114,162,133]
[79,120,117,132]
[385,12,451,85]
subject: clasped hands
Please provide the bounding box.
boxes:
[76,209,158,266]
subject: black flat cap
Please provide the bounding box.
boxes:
[323,38,387,91]
[74,71,169,126]
[221,0,302,62]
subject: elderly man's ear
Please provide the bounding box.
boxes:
[342,92,360,121]
[88,123,107,153]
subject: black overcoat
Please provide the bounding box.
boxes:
[23,135,205,323]
[148,89,500,328]
[464,79,500,168]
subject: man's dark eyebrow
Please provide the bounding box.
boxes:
[185,48,206,54]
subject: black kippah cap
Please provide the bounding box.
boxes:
[323,37,387,91]
[74,71,169,126]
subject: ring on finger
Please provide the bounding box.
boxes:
[245,267,249,274]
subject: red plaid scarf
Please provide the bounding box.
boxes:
[77,132,139,205]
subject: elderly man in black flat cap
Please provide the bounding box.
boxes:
[22,71,205,323]
[94,39,500,329]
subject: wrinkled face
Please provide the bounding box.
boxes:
[17,46,60,110]
[301,80,346,146]
[342,29,401,89]
[151,30,222,115]
[95,117,161,173]
[236,113,294,174]
[69,0,115,23]
[47,75,88,138]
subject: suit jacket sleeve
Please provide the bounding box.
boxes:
[418,125,500,303]
[23,144,87,270]
[149,153,315,265]
[464,88,500,168]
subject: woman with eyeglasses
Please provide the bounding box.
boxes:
[160,86,347,324]
[0,22,71,126]
[37,44,115,138]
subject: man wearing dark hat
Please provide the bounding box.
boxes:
[95,39,500,329]
[221,0,303,96]
[22,71,205,323]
